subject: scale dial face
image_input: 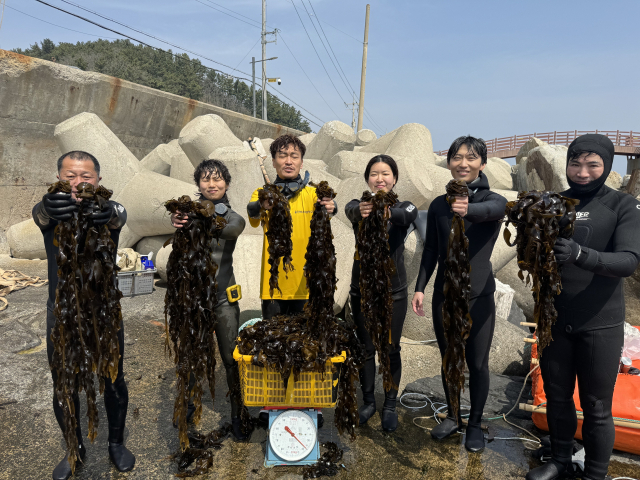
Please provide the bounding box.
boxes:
[270,410,317,462]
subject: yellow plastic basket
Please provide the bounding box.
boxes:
[233,346,346,408]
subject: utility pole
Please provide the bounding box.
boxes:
[357,4,370,133]
[252,56,256,118]
[345,93,358,133]
[261,0,278,122]
[262,0,267,121]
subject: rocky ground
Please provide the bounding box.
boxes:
[1,255,639,480]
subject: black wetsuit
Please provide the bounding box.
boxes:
[345,197,418,406]
[33,199,129,448]
[542,184,640,479]
[415,172,507,427]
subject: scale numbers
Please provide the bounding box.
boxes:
[269,410,318,462]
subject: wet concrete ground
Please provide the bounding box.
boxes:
[1,256,639,479]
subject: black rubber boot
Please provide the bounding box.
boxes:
[172,402,196,428]
[464,423,485,452]
[359,401,376,425]
[231,417,249,441]
[380,389,398,433]
[582,458,611,480]
[317,411,324,429]
[106,395,135,472]
[525,438,575,480]
[52,444,86,480]
[431,417,460,440]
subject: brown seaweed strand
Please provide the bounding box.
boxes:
[355,189,398,392]
[164,196,226,450]
[258,184,294,297]
[504,191,579,356]
[442,179,473,422]
[304,181,337,336]
[49,181,123,472]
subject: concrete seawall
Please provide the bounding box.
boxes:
[0,49,304,252]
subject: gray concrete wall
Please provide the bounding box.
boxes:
[0,49,304,252]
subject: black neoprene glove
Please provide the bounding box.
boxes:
[554,237,582,265]
[91,204,114,226]
[42,192,77,221]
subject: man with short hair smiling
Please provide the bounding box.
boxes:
[247,134,336,320]
[33,151,134,480]
[526,134,640,480]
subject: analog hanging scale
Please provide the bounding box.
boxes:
[265,409,320,467]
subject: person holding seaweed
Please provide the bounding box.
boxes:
[412,136,507,452]
[169,159,249,441]
[345,155,418,433]
[33,151,134,480]
[246,134,336,320]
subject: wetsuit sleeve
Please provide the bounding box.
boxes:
[466,191,507,223]
[32,201,57,231]
[247,189,261,227]
[219,211,246,240]
[344,199,362,224]
[107,202,127,230]
[389,201,418,226]
[574,198,640,278]
[415,204,438,293]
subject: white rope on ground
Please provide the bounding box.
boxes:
[0,268,48,311]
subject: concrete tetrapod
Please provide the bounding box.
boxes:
[356,129,377,147]
[54,112,141,199]
[6,219,46,260]
[178,114,245,162]
[304,121,356,162]
[169,145,196,184]
[140,142,173,176]
[134,235,172,262]
[483,157,513,190]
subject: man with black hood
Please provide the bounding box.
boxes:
[526,134,640,480]
[33,151,135,480]
[412,136,507,452]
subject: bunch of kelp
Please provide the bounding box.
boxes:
[49,180,123,471]
[238,181,364,439]
[504,190,579,354]
[442,179,473,421]
[355,189,399,392]
[258,183,294,297]
[163,196,227,451]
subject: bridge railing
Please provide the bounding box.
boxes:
[436,130,640,156]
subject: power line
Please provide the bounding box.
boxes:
[194,0,261,29]
[279,33,340,120]
[32,0,324,130]
[267,83,324,127]
[234,37,260,71]
[197,0,276,29]
[5,4,119,40]
[288,0,347,109]
[318,18,362,43]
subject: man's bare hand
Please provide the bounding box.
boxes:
[451,196,469,217]
[171,211,189,228]
[319,197,335,214]
[412,292,425,317]
[359,201,373,218]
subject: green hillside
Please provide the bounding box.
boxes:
[15,38,312,133]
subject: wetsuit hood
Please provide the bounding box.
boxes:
[467,171,490,199]
[274,171,310,199]
[566,134,614,197]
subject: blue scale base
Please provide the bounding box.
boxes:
[265,409,320,468]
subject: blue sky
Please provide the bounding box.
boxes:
[1,0,638,174]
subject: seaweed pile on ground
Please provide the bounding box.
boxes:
[355,189,398,392]
[169,424,231,478]
[504,190,579,354]
[258,183,294,297]
[238,181,364,440]
[302,442,345,479]
[49,180,123,472]
[164,195,227,450]
[442,179,472,422]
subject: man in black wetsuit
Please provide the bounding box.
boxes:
[170,159,248,440]
[412,136,507,452]
[526,134,640,480]
[33,151,135,480]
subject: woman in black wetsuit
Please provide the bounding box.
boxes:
[170,159,248,441]
[412,136,506,452]
[345,155,418,432]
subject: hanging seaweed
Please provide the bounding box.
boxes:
[504,191,579,355]
[442,179,472,422]
[304,181,337,333]
[356,189,398,392]
[238,181,364,440]
[164,195,227,451]
[49,180,123,472]
[258,183,294,297]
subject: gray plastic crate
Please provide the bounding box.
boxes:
[117,269,156,297]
